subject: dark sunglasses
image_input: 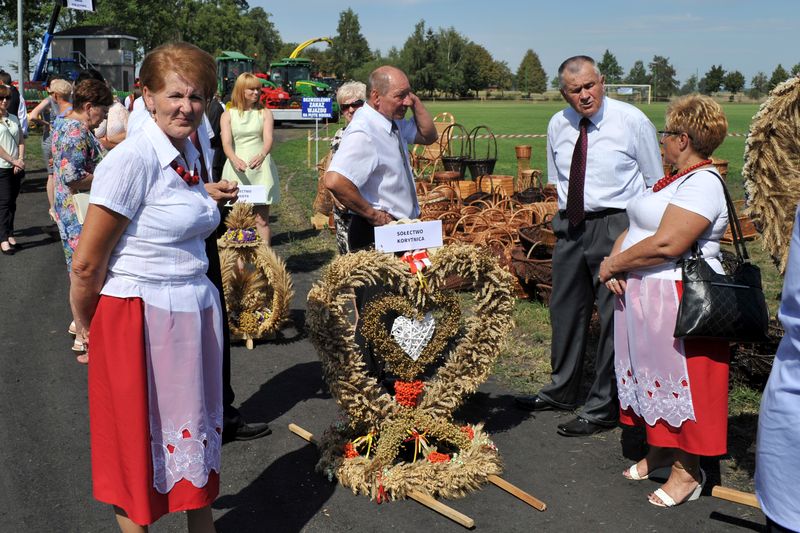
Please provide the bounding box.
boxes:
[0,96,9,101]
[340,99,364,111]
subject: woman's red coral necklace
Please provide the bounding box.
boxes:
[170,160,200,186]
[651,159,713,192]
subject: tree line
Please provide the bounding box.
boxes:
[0,1,546,96]
[594,49,799,100]
[1,2,794,99]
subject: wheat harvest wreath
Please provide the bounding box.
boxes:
[306,243,515,501]
[218,203,293,348]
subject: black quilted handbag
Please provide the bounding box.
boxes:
[673,172,770,343]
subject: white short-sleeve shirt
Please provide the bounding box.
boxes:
[546,96,663,212]
[90,116,220,296]
[621,168,729,279]
[327,103,419,219]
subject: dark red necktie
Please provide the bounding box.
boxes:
[566,117,590,226]
[189,130,209,183]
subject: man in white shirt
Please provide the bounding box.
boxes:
[324,65,436,250]
[516,56,663,437]
[323,65,436,380]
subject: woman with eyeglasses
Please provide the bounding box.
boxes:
[220,72,279,246]
[0,84,25,255]
[598,95,730,507]
[330,81,366,254]
[29,77,72,221]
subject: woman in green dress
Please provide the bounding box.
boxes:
[220,73,279,245]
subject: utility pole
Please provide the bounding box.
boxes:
[17,0,24,82]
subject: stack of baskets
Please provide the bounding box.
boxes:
[416,175,558,301]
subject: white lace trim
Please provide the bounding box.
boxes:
[151,417,223,494]
[616,361,696,428]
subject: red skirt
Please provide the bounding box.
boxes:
[620,279,730,456]
[89,295,219,526]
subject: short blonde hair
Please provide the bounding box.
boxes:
[665,95,728,158]
[336,81,366,105]
[230,73,263,114]
[139,42,216,101]
[49,79,72,98]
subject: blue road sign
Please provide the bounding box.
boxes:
[302,97,333,119]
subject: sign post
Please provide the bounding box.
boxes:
[302,97,333,165]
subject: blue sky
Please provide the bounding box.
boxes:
[2,0,797,85]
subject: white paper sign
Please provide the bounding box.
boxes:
[236,185,267,205]
[374,220,443,253]
[66,0,95,11]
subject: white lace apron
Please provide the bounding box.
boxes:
[614,274,695,427]
[105,274,224,493]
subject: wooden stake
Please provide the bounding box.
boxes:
[307,130,311,169]
[488,474,547,511]
[408,490,475,529]
[288,423,476,529]
[289,423,316,444]
[711,486,761,509]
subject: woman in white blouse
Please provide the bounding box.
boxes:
[0,83,24,255]
[599,95,730,508]
[70,42,235,532]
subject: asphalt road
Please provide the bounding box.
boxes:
[0,168,766,532]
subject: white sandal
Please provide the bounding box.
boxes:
[649,469,705,507]
[624,464,671,481]
[68,321,77,336]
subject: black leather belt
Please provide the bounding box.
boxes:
[560,208,625,220]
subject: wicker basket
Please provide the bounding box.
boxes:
[721,199,759,243]
[432,171,462,186]
[419,184,459,219]
[440,123,469,178]
[478,174,515,197]
[437,211,461,236]
[465,125,498,179]
[535,283,553,305]
[518,215,556,257]
[712,157,729,180]
[513,169,546,204]
[515,145,532,159]
[510,246,553,285]
[454,180,477,201]
[730,318,782,387]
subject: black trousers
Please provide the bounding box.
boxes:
[538,209,628,425]
[346,213,377,252]
[0,168,23,242]
[204,232,240,426]
[344,213,394,384]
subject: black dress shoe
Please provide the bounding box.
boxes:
[227,421,272,441]
[515,394,563,412]
[557,416,614,437]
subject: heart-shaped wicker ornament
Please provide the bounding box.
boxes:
[360,293,460,380]
[307,244,515,501]
[392,313,435,361]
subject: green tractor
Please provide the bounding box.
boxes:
[267,57,339,122]
[216,51,254,100]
